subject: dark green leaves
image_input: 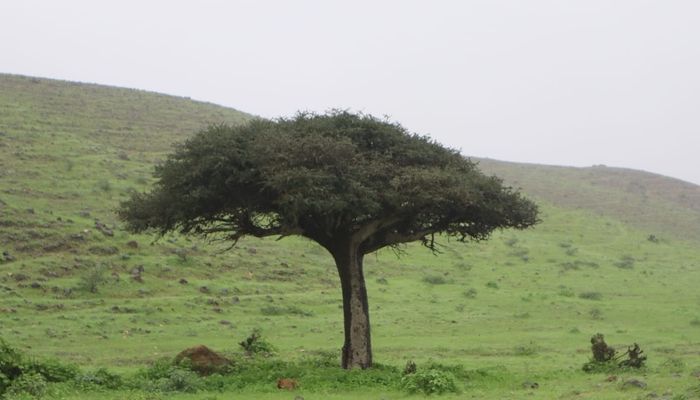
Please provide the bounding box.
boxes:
[119,110,539,252]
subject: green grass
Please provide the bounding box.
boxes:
[2,73,700,399]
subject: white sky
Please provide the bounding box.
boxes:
[2,0,699,185]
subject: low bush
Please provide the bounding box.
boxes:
[260,305,313,317]
[582,334,647,373]
[5,371,48,397]
[74,368,123,390]
[422,274,449,285]
[614,256,635,269]
[78,265,107,293]
[239,329,276,356]
[0,338,78,396]
[579,291,603,300]
[136,359,203,393]
[400,368,459,395]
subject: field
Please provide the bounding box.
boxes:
[2,74,700,399]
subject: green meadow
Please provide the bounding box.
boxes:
[1,74,700,399]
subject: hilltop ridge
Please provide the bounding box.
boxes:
[475,158,700,242]
[1,73,698,243]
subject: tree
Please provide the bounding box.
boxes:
[118,111,539,369]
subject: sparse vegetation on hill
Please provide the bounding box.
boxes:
[1,74,699,398]
[476,158,700,242]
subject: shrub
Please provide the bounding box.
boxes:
[463,288,477,298]
[0,339,75,396]
[400,368,459,395]
[403,360,417,375]
[508,248,530,262]
[422,275,448,285]
[25,357,78,382]
[0,371,10,396]
[0,339,23,383]
[582,334,647,373]
[615,256,635,269]
[239,329,276,356]
[486,281,499,289]
[137,359,203,393]
[78,265,107,293]
[96,179,112,192]
[5,371,47,397]
[558,286,575,297]
[579,291,603,300]
[260,305,313,317]
[159,368,202,393]
[589,308,603,320]
[75,368,123,389]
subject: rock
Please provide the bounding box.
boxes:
[623,378,647,389]
[94,220,114,237]
[522,381,539,389]
[276,378,298,390]
[69,233,85,241]
[30,282,42,289]
[179,278,188,285]
[199,286,210,294]
[12,273,29,282]
[174,345,231,375]
[2,251,16,262]
[131,265,144,283]
[89,246,119,256]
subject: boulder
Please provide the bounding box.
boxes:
[174,345,231,375]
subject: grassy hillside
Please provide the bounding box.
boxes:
[1,74,700,399]
[477,158,700,243]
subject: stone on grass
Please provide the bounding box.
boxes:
[174,345,231,375]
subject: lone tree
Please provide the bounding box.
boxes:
[118,111,539,369]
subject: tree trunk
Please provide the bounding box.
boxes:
[332,242,372,369]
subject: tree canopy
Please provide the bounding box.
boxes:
[118,110,539,369]
[119,111,538,252]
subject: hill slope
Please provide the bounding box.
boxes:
[1,74,699,399]
[476,158,700,243]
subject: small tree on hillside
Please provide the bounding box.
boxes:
[118,111,539,369]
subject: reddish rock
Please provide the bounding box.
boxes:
[174,345,231,375]
[277,378,298,390]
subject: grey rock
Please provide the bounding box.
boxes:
[623,378,647,389]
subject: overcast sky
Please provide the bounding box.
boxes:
[2,0,699,184]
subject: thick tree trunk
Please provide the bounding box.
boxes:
[332,242,372,369]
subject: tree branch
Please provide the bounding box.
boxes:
[360,228,436,254]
